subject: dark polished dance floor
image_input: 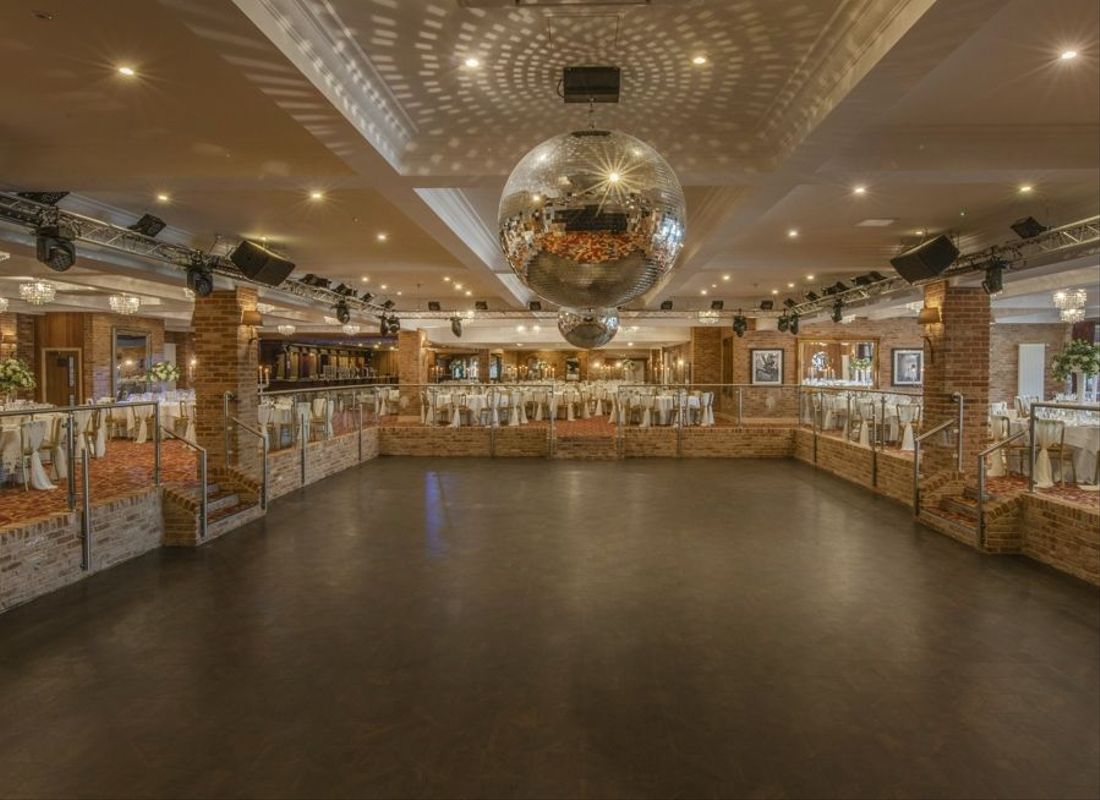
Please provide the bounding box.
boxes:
[0,459,1097,799]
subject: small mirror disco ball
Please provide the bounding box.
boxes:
[499,129,686,310]
[557,307,620,349]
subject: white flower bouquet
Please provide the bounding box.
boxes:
[146,361,181,384]
[0,357,36,393]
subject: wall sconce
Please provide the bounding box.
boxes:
[241,309,263,342]
[918,305,941,364]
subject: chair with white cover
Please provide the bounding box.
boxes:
[897,403,920,452]
[19,420,56,491]
[1033,418,1074,488]
[43,415,69,481]
[700,392,715,427]
[856,400,876,447]
[986,414,1011,478]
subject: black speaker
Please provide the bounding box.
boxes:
[890,235,958,283]
[1011,216,1046,239]
[228,240,295,286]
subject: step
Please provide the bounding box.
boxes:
[962,485,998,502]
[205,482,220,497]
[206,491,241,514]
[919,507,979,545]
[939,495,979,520]
[208,500,257,525]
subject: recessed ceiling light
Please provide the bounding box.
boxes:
[376,232,387,241]
[465,290,472,296]
[692,55,707,65]
[806,274,815,281]
[853,185,867,195]
[396,291,403,296]
[771,289,779,295]
[1019,184,1033,193]
[117,65,136,77]
[464,56,480,68]
[309,190,324,200]
[155,193,169,203]
[787,229,799,238]
[443,276,450,282]
[455,283,463,290]
[1060,50,1078,60]
[361,276,369,283]
[722,275,730,281]
[855,218,896,227]
[628,342,635,347]
[711,284,717,289]
[380,284,388,290]
[787,282,795,288]
[608,171,621,183]
[700,289,707,296]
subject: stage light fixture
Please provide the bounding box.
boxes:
[382,299,395,310]
[428,301,441,312]
[660,300,673,311]
[710,300,724,311]
[186,258,214,297]
[732,313,748,338]
[831,299,844,323]
[528,300,542,311]
[805,291,819,302]
[334,301,351,324]
[788,314,800,335]
[783,298,797,310]
[832,281,850,294]
[35,225,76,271]
[127,213,166,238]
[333,283,354,296]
[777,314,790,333]
[450,317,463,337]
[982,259,1006,296]
[475,300,489,311]
[360,292,374,302]
[379,314,401,336]
[759,300,774,311]
[1011,216,1047,239]
[17,191,69,206]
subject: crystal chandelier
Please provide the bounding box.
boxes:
[1053,289,1087,310]
[341,323,361,335]
[1060,307,1086,323]
[20,279,56,306]
[108,294,141,315]
[697,309,720,325]
[183,287,196,301]
[277,324,296,336]
[256,302,275,314]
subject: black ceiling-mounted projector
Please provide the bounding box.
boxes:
[563,66,620,104]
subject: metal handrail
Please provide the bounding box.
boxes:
[913,415,960,515]
[229,417,268,510]
[1027,401,1100,492]
[161,426,208,539]
[976,429,1026,548]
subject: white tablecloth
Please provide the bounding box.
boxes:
[1010,419,1099,485]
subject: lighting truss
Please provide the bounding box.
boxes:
[0,192,388,315]
[786,215,1100,319]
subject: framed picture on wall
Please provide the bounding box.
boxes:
[750,349,784,386]
[892,348,924,386]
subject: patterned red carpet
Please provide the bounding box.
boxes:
[986,474,1100,509]
[0,440,197,529]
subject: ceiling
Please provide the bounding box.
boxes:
[0,0,1096,348]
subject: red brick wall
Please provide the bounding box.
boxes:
[690,326,724,385]
[84,314,166,400]
[165,330,196,390]
[989,323,1070,403]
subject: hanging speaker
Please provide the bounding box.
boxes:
[228,240,295,286]
[889,235,959,283]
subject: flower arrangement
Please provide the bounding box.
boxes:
[0,357,36,393]
[146,361,181,384]
[1051,339,1100,381]
[851,356,873,371]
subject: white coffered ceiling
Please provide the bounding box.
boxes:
[0,0,1096,347]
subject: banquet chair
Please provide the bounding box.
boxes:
[477,393,496,427]
[42,415,69,481]
[454,394,473,427]
[309,398,333,440]
[1034,419,1075,487]
[19,421,55,492]
[854,400,877,447]
[896,403,921,452]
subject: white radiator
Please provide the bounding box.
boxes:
[1017,343,1046,399]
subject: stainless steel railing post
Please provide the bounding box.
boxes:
[300,409,307,487]
[737,388,743,425]
[199,448,208,539]
[913,438,921,513]
[223,391,234,466]
[153,403,162,487]
[357,403,364,463]
[80,447,92,570]
[954,392,964,472]
[977,454,986,549]
[1028,412,1037,493]
[66,411,76,511]
[260,436,268,511]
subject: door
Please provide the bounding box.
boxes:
[42,349,81,406]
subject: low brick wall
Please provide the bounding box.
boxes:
[379,426,491,457]
[681,427,794,458]
[1020,494,1100,584]
[494,426,549,457]
[623,428,676,458]
[0,489,162,612]
[792,429,914,507]
[269,428,380,500]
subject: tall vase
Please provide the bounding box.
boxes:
[1073,369,1084,401]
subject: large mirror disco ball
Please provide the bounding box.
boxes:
[499,129,686,309]
[557,307,620,349]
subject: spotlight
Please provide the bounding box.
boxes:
[783,298,797,310]
[1011,216,1047,239]
[777,314,790,333]
[300,273,332,290]
[805,291,819,302]
[831,281,850,294]
[382,299,396,310]
[186,259,214,297]
[759,300,774,311]
[660,300,673,311]
[789,314,800,335]
[428,301,441,312]
[732,313,748,338]
[450,317,463,337]
[333,283,354,297]
[710,300,724,311]
[360,292,374,302]
[528,300,542,311]
[127,213,166,238]
[853,272,886,287]
[982,258,1006,296]
[379,314,401,336]
[831,299,844,323]
[35,225,76,271]
[334,301,351,324]
[475,300,488,311]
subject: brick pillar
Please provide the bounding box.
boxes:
[397,329,425,415]
[690,327,723,387]
[922,281,990,475]
[192,288,259,474]
[476,349,491,383]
